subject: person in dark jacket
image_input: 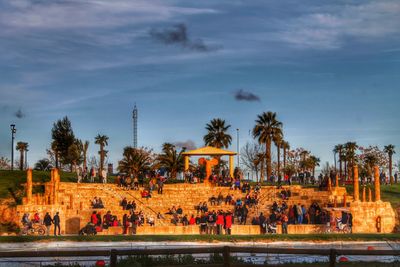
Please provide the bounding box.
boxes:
[43,212,52,236]
[53,212,61,236]
[259,213,266,234]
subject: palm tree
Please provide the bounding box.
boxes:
[203,118,232,149]
[252,111,283,180]
[118,147,152,177]
[384,145,396,184]
[344,142,358,181]
[34,158,53,171]
[16,142,28,170]
[158,143,186,179]
[95,134,109,177]
[334,144,343,178]
[308,155,320,178]
[273,133,283,177]
[281,141,290,175]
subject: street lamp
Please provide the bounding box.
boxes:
[10,124,16,171]
[236,128,240,168]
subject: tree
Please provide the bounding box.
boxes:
[78,140,90,170]
[51,140,59,169]
[16,142,28,170]
[252,111,283,180]
[157,143,185,179]
[203,118,232,149]
[34,158,53,171]
[281,141,290,175]
[118,147,153,177]
[95,134,109,177]
[384,145,396,184]
[240,142,264,180]
[67,141,82,172]
[0,157,10,170]
[344,142,358,181]
[334,144,344,179]
[273,133,283,177]
[308,155,320,177]
[51,117,75,167]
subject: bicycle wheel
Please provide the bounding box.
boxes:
[28,228,35,236]
[37,227,46,236]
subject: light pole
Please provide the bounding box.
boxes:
[10,124,16,171]
[236,128,240,169]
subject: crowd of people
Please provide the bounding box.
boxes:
[21,212,61,236]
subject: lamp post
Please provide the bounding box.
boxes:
[10,124,16,171]
[236,128,240,169]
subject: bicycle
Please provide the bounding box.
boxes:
[21,223,46,236]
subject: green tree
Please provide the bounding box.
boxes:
[344,142,358,180]
[308,155,320,177]
[16,142,28,170]
[95,134,109,177]
[67,141,82,172]
[384,144,396,184]
[51,116,75,167]
[118,147,152,177]
[333,144,344,178]
[34,158,53,171]
[158,143,186,179]
[252,111,283,181]
[203,118,232,149]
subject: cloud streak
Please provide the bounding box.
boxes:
[150,23,220,52]
[234,89,260,102]
[174,140,196,150]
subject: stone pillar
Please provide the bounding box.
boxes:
[50,169,55,205]
[362,187,366,202]
[184,156,189,171]
[229,155,234,178]
[26,168,33,204]
[343,193,347,207]
[374,166,381,202]
[368,188,372,202]
[327,177,332,192]
[335,173,339,188]
[53,168,60,205]
[353,165,359,201]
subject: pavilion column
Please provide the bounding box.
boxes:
[229,155,234,178]
[26,168,33,204]
[374,166,381,202]
[184,156,189,171]
[353,165,359,201]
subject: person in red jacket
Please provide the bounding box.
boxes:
[224,211,233,235]
[216,211,225,235]
[189,215,196,225]
[91,211,98,225]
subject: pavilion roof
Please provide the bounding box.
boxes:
[182,146,237,156]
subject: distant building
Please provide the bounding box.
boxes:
[107,163,113,175]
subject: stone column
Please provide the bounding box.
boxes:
[229,155,234,178]
[26,168,33,204]
[374,166,381,201]
[54,168,60,205]
[368,188,372,202]
[50,169,55,204]
[353,165,359,201]
[362,187,366,202]
[327,177,332,192]
[343,193,347,207]
[184,156,189,171]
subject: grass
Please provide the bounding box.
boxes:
[0,233,399,243]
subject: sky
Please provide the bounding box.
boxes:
[0,0,399,170]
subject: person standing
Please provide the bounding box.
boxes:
[43,212,52,236]
[224,211,233,235]
[281,213,288,234]
[53,212,61,236]
[102,169,107,184]
[259,212,266,234]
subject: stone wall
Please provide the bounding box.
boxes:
[350,201,396,233]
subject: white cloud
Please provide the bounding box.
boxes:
[0,0,217,30]
[275,1,400,49]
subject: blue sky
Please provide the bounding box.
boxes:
[0,0,399,169]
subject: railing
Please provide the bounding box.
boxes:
[0,246,399,267]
